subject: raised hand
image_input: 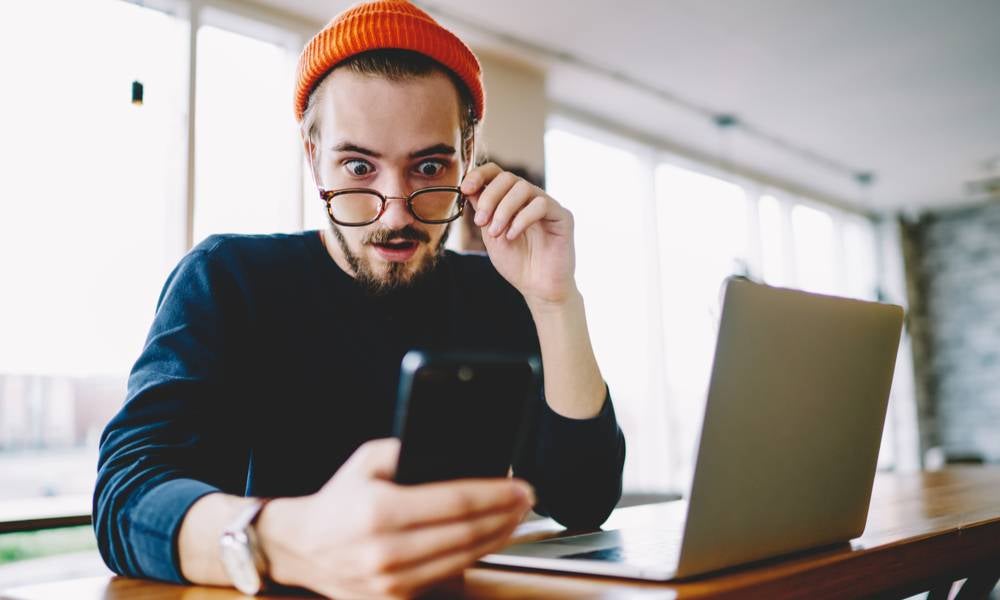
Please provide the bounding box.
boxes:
[461,163,578,309]
[257,438,534,599]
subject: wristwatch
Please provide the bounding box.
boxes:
[219,498,272,595]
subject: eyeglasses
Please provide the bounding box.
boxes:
[318,187,466,226]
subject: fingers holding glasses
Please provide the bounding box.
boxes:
[465,166,518,228]
[504,195,553,241]
[461,163,549,240]
[484,179,539,239]
[459,162,503,205]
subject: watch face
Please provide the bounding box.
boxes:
[220,533,262,595]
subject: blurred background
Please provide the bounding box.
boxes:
[1,0,998,589]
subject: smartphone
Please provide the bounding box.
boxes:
[393,350,541,485]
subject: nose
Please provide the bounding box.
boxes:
[378,174,416,230]
[377,195,413,230]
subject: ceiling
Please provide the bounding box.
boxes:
[256,0,1000,212]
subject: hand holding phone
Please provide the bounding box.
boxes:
[393,350,540,485]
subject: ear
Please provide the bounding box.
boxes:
[302,137,321,187]
[302,136,315,164]
[462,121,480,175]
[464,135,475,170]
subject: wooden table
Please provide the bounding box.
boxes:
[3,467,999,599]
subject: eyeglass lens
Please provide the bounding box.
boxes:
[328,189,462,225]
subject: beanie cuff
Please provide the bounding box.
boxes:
[294,1,484,123]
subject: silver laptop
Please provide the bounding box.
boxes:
[483,278,904,580]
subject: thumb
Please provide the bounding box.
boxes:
[342,437,400,480]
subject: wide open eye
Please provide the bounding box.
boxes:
[415,159,447,178]
[344,159,374,177]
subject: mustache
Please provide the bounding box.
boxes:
[365,226,430,245]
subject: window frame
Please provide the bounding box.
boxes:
[0,0,318,532]
[121,0,316,251]
[546,108,916,492]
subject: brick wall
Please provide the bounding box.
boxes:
[900,202,1000,463]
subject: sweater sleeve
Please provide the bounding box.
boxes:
[514,385,626,530]
[93,237,251,583]
[446,253,626,531]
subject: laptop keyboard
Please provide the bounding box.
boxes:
[562,527,683,567]
[565,547,633,561]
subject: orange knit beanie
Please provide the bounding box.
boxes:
[293,0,484,123]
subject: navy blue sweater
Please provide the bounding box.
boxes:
[94,231,625,583]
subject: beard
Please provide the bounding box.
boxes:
[330,222,451,296]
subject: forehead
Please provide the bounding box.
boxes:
[313,68,461,151]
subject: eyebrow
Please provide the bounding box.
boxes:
[329,141,456,159]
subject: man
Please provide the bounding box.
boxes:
[94,1,625,597]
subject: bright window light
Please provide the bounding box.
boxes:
[843,216,879,300]
[758,195,792,287]
[654,163,751,490]
[547,117,903,491]
[0,1,308,505]
[0,0,187,500]
[791,204,839,295]
[545,127,671,492]
[0,0,187,378]
[194,24,301,242]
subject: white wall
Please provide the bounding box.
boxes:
[476,50,547,176]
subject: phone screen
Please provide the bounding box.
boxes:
[393,351,539,485]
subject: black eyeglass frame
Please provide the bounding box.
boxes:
[318,186,466,227]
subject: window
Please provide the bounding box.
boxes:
[0,0,308,516]
[0,0,188,504]
[545,127,669,492]
[193,19,302,242]
[758,195,793,287]
[791,204,839,295]
[546,115,907,494]
[843,216,879,301]
[654,163,753,490]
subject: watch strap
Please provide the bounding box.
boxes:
[246,498,272,577]
[221,498,273,595]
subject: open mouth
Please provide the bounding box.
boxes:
[376,240,418,251]
[372,239,420,261]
